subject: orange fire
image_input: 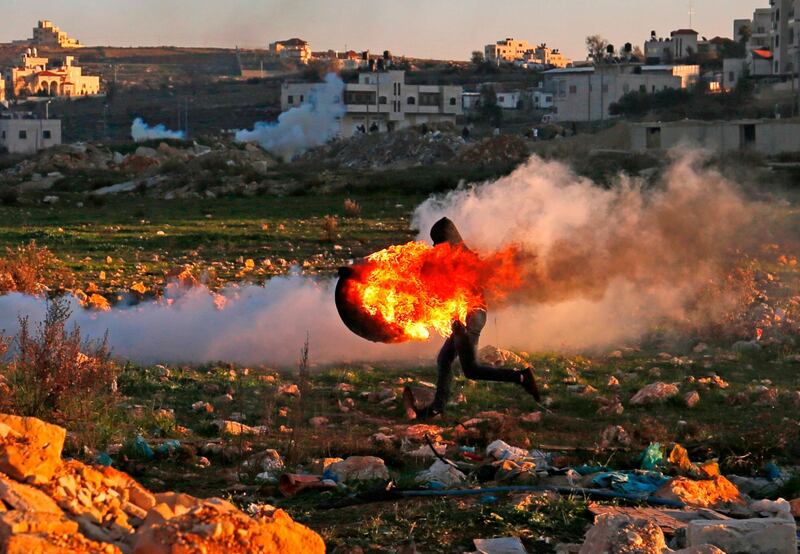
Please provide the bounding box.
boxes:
[342,241,522,342]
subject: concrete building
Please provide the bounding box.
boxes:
[631,118,800,155]
[269,38,312,65]
[12,20,82,49]
[645,29,699,63]
[485,38,534,63]
[542,64,699,122]
[462,92,481,111]
[484,39,571,68]
[7,52,100,98]
[532,90,554,109]
[282,70,462,138]
[0,116,61,154]
[496,91,521,109]
[735,1,800,75]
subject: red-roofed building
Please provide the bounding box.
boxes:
[7,52,100,98]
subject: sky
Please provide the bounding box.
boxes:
[2,0,761,61]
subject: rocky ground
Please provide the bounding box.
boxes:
[0,413,324,553]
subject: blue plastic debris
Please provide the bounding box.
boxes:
[592,470,670,495]
[155,439,181,457]
[95,452,113,466]
[133,435,155,460]
[479,494,498,504]
[641,443,663,471]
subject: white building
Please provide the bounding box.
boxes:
[631,118,800,155]
[735,1,800,75]
[282,71,462,138]
[542,64,699,122]
[532,90,554,109]
[462,92,481,111]
[0,116,61,154]
[495,91,521,109]
[645,29,699,63]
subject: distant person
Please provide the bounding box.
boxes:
[369,122,379,133]
[461,126,470,141]
[533,128,539,140]
[421,123,429,135]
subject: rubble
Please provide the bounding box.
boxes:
[655,476,744,508]
[0,413,325,553]
[0,414,66,485]
[687,517,796,554]
[324,456,390,483]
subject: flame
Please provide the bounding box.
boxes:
[344,241,522,342]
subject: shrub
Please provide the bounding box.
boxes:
[1,299,119,448]
[0,241,74,294]
[343,198,361,217]
[321,215,338,242]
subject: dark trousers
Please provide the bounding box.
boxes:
[432,309,521,411]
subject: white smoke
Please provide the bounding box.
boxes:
[0,153,766,366]
[131,118,186,142]
[235,73,345,162]
[413,153,757,352]
[0,275,433,367]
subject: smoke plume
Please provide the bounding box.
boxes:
[413,153,758,351]
[0,276,433,367]
[235,73,345,162]
[0,154,768,365]
[131,118,186,142]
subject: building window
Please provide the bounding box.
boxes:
[407,97,416,105]
[300,95,304,102]
[418,92,442,106]
[729,71,736,82]
[19,130,27,140]
[449,97,456,105]
[345,90,377,105]
[379,96,388,104]
[1,131,5,139]
[569,85,577,94]
[43,130,52,139]
[287,95,294,104]
[498,95,505,102]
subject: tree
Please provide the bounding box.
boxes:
[478,85,503,128]
[738,24,752,45]
[631,45,645,62]
[471,50,485,65]
[586,35,610,63]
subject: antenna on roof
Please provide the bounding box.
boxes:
[688,0,694,29]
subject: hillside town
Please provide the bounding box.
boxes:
[2,3,800,554]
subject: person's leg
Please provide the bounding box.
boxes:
[406,336,456,419]
[432,336,457,411]
[453,317,541,399]
[456,311,521,383]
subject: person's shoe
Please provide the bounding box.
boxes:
[402,386,418,420]
[520,366,541,401]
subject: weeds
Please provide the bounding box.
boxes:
[0,241,75,294]
[343,198,361,218]
[320,215,338,243]
[0,298,119,450]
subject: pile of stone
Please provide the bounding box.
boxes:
[301,128,467,170]
[0,413,324,553]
